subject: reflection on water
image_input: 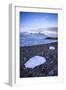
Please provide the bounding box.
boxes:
[20,32,58,47]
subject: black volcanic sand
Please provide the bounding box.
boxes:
[20,42,58,78]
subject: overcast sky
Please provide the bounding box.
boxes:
[20,12,58,33]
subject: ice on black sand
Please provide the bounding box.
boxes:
[24,56,46,69]
[49,46,55,50]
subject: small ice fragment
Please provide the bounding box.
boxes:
[49,46,55,50]
[24,56,46,69]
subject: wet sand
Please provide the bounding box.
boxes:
[20,42,58,78]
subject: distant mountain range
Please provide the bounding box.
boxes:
[20,27,58,38]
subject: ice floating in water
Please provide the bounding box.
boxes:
[49,46,55,50]
[24,56,46,69]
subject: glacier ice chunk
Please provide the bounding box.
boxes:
[49,46,55,50]
[24,56,46,69]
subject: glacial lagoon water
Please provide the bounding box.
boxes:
[20,32,57,47]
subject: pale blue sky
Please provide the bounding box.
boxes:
[20,12,58,32]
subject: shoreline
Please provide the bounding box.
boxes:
[20,42,58,78]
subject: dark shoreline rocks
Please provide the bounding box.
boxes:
[20,42,58,78]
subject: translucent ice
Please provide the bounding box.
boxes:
[49,46,55,50]
[24,56,46,69]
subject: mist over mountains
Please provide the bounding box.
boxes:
[20,27,58,47]
[20,27,58,38]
